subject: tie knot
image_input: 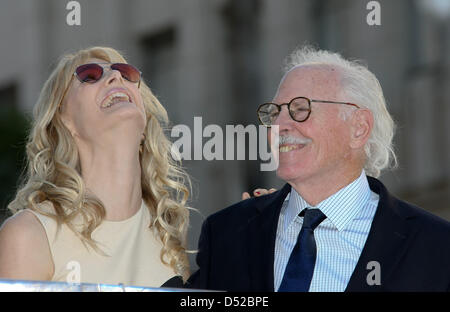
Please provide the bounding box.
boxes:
[301,209,326,230]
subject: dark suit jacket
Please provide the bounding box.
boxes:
[187,177,450,291]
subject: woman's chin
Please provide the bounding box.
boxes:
[103,103,146,124]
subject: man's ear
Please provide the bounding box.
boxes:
[349,109,373,149]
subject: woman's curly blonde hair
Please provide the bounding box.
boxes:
[8,46,192,281]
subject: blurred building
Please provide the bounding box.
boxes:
[0,0,449,269]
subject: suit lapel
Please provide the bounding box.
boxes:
[245,184,291,291]
[345,177,418,291]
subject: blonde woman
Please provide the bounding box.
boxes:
[0,47,191,288]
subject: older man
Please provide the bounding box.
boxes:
[187,46,450,292]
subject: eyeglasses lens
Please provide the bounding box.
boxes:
[258,103,280,126]
[258,98,310,126]
[289,98,310,121]
[110,63,141,83]
[76,64,103,83]
[75,63,141,84]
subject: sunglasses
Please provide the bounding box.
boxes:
[74,63,141,87]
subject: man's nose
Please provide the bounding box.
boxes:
[273,105,295,131]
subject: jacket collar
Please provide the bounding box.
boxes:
[345,176,419,291]
[245,177,419,292]
[245,183,291,291]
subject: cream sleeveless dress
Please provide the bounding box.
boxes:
[25,200,175,287]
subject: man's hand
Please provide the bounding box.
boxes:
[242,188,277,200]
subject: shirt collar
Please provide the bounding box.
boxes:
[283,170,371,232]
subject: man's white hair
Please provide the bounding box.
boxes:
[283,45,397,178]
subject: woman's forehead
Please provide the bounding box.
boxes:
[85,57,109,64]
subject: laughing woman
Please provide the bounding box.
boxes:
[0,47,191,287]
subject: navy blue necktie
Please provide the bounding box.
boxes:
[278,208,326,292]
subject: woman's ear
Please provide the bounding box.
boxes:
[349,109,373,149]
[57,81,78,137]
[58,109,77,138]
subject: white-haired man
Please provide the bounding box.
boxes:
[187,46,450,292]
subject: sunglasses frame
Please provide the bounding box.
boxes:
[74,62,142,87]
[58,62,142,111]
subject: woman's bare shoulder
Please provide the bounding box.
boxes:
[0,206,54,280]
[1,200,55,233]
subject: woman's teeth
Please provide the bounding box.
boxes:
[102,92,131,108]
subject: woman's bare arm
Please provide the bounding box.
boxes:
[0,210,54,281]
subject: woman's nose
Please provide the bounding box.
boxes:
[105,67,123,84]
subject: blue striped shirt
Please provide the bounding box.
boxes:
[274,171,379,292]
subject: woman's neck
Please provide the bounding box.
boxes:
[78,142,143,221]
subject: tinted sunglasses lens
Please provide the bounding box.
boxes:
[111,63,141,83]
[75,64,103,83]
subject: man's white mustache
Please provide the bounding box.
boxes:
[278,135,311,145]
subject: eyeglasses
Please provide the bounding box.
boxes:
[58,62,142,110]
[257,96,360,127]
[74,63,141,87]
